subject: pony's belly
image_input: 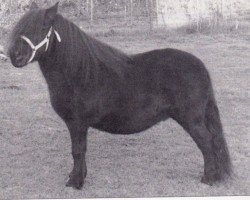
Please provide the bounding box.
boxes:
[91,116,139,134]
[92,101,171,134]
[92,113,169,134]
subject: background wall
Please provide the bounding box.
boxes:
[157,0,250,28]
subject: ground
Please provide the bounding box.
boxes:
[0,29,249,198]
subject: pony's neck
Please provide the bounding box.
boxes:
[39,14,132,88]
[38,15,98,88]
[39,15,83,65]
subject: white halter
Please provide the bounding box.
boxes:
[21,27,61,63]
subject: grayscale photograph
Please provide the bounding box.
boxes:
[0,0,249,199]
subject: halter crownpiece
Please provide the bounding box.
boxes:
[21,27,61,63]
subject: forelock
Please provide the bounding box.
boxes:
[11,10,45,40]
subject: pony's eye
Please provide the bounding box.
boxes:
[41,24,50,31]
[42,27,48,31]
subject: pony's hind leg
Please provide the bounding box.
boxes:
[172,109,218,185]
[205,97,231,180]
[186,121,218,185]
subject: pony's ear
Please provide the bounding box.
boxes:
[30,2,39,10]
[44,2,59,27]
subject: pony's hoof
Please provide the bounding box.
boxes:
[201,175,215,186]
[66,176,83,189]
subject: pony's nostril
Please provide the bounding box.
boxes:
[14,50,19,56]
[14,50,23,60]
[16,56,22,60]
[15,53,24,62]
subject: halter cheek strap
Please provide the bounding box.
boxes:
[21,27,61,63]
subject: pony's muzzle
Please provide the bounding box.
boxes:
[14,50,23,62]
[9,49,29,68]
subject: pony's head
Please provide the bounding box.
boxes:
[8,2,61,68]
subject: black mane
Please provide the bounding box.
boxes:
[48,14,133,84]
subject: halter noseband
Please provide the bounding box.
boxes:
[21,27,61,63]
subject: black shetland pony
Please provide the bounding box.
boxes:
[8,2,231,189]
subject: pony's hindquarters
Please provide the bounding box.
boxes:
[172,89,231,185]
[162,49,232,184]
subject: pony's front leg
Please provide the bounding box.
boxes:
[65,120,88,189]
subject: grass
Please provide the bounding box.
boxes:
[0,27,249,198]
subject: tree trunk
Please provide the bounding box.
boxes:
[125,5,127,24]
[90,0,94,23]
[147,0,153,31]
[130,0,133,25]
[90,0,94,22]
[156,0,159,27]
[86,0,89,13]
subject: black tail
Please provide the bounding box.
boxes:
[205,94,232,180]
